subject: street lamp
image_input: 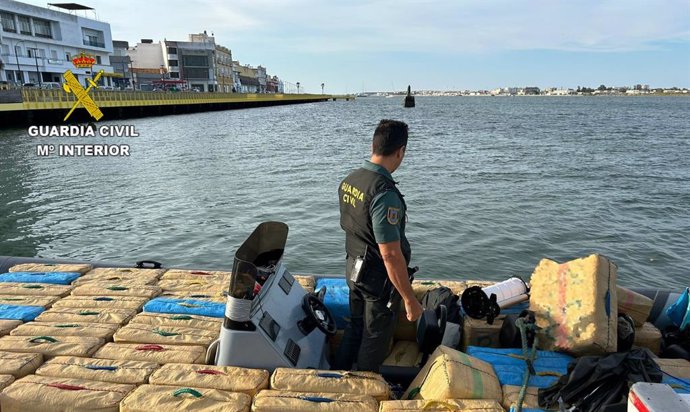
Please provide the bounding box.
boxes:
[296,82,300,94]
[13,39,28,85]
[27,47,42,88]
[321,83,324,94]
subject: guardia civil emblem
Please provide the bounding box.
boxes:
[387,207,401,225]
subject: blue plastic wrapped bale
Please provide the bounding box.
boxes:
[0,272,80,285]
[667,287,690,331]
[316,278,350,329]
[663,374,690,394]
[500,301,530,315]
[0,304,44,321]
[466,346,573,388]
[143,297,225,318]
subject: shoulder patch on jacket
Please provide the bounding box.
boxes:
[386,207,401,225]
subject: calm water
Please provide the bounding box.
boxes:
[1,96,688,289]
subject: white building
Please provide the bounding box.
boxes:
[0,1,114,87]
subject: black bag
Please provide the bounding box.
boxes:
[420,287,461,324]
[538,348,663,412]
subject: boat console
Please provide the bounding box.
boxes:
[213,222,336,371]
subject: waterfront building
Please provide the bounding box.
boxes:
[235,60,260,93]
[126,39,165,90]
[215,44,233,92]
[110,40,131,89]
[257,65,266,93]
[0,0,115,87]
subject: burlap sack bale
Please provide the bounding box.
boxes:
[159,291,226,303]
[120,384,250,412]
[654,358,690,380]
[52,295,149,310]
[94,342,206,364]
[251,390,378,412]
[156,279,226,293]
[0,375,134,412]
[113,323,218,347]
[380,399,505,411]
[10,321,119,340]
[462,315,506,350]
[35,307,137,325]
[411,280,445,301]
[0,351,43,378]
[617,286,653,327]
[0,374,14,391]
[149,363,268,396]
[402,345,502,401]
[70,283,162,298]
[128,312,222,332]
[73,272,160,286]
[9,263,92,274]
[35,356,159,385]
[383,341,423,367]
[0,283,73,297]
[270,368,391,401]
[293,275,316,294]
[0,320,22,337]
[501,385,547,410]
[0,335,104,359]
[0,295,60,308]
[159,269,231,282]
[529,254,618,355]
[84,267,166,278]
[633,322,663,354]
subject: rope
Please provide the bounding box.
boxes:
[225,296,252,322]
[513,317,539,412]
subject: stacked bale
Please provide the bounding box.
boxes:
[0,335,104,359]
[0,320,22,337]
[149,364,269,396]
[73,267,165,286]
[269,368,391,402]
[0,352,43,378]
[35,307,138,326]
[35,356,159,385]
[251,390,378,411]
[120,386,251,412]
[93,343,207,365]
[10,321,119,341]
[8,263,92,274]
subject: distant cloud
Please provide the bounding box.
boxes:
[22,0,690,53]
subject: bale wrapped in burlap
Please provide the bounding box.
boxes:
[120,385,250,412]
[73,272,161,286]
[52,296,149,310]
[0,283,73,297]
[94,342,206,364]
[633,322,662,354]
[9,263,92,274]
[529,254,618,355]
[379,399,505,411]
[10,321,119,340]
[383,341,423,367]
[35,356,159,385]
[654,358,690,380]
[159,269,231,282]
[502,385,548,410]
[0,335,104,359]
[113,323,218,347]
[293,275,316,294]
[617,286,653,327]
[70,283,162,298]
[251,390,378,412]
[156,279,227,293]
[0,295,59,308]
[270,368,390,402]
[83,267,166,279]
[35,307,137,325]
[128,312,222,332]
[0,320,22,337]
[402,345,502,401]
[0,375,134,412]
[462,315,505,350]
[0,374,14,391]
[149,363,268,396]
[0,351,43,378]
[159,291,226,303]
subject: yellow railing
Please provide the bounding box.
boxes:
[17,90,350,111]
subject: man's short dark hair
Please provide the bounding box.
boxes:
[372,119,408,156]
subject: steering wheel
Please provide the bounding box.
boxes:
[299,294,337,336]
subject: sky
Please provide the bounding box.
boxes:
[22,0,690,94]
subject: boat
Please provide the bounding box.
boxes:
[0,222,688,409]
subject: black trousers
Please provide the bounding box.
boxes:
[333,278,400,372]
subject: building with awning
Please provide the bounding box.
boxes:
[0,0,115,87]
